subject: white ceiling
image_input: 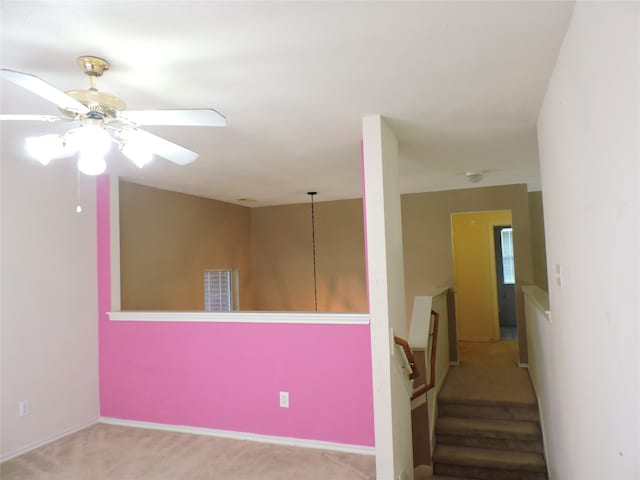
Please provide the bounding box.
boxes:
[0,1,574,206]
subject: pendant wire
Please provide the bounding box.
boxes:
[308,192,318,312]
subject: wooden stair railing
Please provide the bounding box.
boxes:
[411,309,439,400]
[393,335,419,380]
[393,309,440,401]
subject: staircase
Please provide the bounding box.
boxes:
[431,341,548,480]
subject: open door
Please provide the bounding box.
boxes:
[493,226,517,339]
[451,210,512,341]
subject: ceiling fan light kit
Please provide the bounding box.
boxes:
[78,153,107,176]
[24,134,70,165]
[67,123,112,156]
[1,56,226,175]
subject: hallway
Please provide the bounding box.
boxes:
[440,341,535,406]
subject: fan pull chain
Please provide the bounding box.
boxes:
[75,168,82,213]
[308,192,318,312]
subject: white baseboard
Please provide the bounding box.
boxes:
[436,363,450,394]
[99,417,375,456]
[530,391,551,479]
[1,417,99,463]
[518,362,529,368]
[449,360,459,366]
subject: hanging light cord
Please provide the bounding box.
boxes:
[308,192,318,312]
[76,168,82,213]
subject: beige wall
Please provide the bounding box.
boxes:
[120,182,535,357]
[119,181,253,310]
[401,185,533,306]
[251,185,533,323]
[251,199,368,312]
[402,185,533,363]
[527,191,548,291]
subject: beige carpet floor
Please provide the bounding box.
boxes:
[1,423,375,480]
[439,340,536,406]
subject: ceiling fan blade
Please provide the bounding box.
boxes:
[0,114,65,122]
[130,128,199,165]
[117,108,226,127]
[1,69,90,115]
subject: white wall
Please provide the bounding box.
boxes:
[0,145,99,460]
[522,287,552,464]
[537,2,640,478]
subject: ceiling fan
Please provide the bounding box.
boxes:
[0,56,226,175]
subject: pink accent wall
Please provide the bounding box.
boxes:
[97,176,375,446]
[360,139,371,309]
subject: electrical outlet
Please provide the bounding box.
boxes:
[19,400,30,417]
[279,391,289,408]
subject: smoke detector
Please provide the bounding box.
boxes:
[465,171,484,183]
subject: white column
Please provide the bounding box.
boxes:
[109,175,121,311]
[362,115,413,480]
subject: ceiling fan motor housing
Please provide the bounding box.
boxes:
[58,56,125,120]
[61,89,126,120]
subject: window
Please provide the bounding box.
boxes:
[500,228,515,284]
[204,269,237,312]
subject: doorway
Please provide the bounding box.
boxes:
[451,210,513,341]
[493,225,517,339]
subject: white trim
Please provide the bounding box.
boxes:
[449,360,459,366]
[519,362,529,368]
[522,286,551,321]
[527,181,542,192]
[98,417,375,456]
[1,417,99,462]
[429,358,450,457]
[436,363,450,394]
[529,389,551,478]
[109,175,121,312]
[108,310,370,325]
[431,287,449,299]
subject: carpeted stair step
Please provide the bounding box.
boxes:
[430,477,475,480]
[433,445,547,480]
[438,399,539,422]
[436,416,543,453]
